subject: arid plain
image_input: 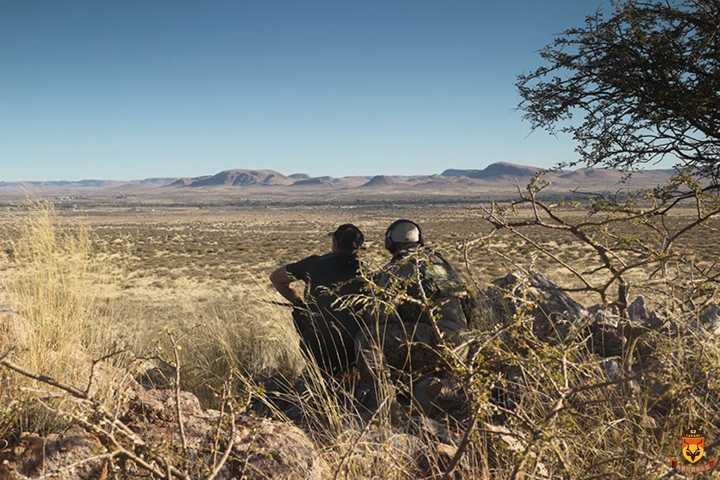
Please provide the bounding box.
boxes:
[1,166,718,479]
[1,164,715,327]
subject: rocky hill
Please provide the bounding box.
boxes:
[162,163,674,191]
[178,169,295,187]
[442,162,543,179]
[360,175,405,188]
[0,163,679,200]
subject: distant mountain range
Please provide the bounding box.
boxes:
[0,162,678,193]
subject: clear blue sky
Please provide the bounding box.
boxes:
[2,1,612,182]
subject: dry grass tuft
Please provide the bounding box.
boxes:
[0,198,128,437]
[0,195,718,478]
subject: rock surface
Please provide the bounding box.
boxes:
[0,388,330,480]
[487,270,589,343]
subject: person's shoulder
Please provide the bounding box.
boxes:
[289,254,321,265]
[398,246,446,266]
[307,252,359,268]
[429,249,451,263]
[427,250,469,281]
[382,250,420,279]
[390,246,420,262]
[286,254,322,272]
[425,248,453,264]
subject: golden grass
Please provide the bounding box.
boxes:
[0,199,130,437]
[0,194,717,478]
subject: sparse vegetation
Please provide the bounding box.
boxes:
[0,185,718,478]
[2,0,720,475]
[0,199,130,439]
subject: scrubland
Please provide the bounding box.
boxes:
[0,191,718,479]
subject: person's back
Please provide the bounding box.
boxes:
[356,219,477,415]
[271,224,366,377]
[287,250,365,374]
[376,221,475,342]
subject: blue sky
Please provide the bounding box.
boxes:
[2,1,612,182]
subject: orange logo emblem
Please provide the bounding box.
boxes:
[682,429,705,464]
[670,428,717,474]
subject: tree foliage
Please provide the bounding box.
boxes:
[517,0,720,183]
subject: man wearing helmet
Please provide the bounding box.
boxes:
[356,219,477,416]
[379,219,472,340]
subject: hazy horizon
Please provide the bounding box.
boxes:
[0,161,680,185]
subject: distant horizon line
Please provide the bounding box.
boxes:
[2,161,680,184]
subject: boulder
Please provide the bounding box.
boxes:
[0,388,330,480]
[627,296,665,329]
[699,303,720,335]
[0,425,108,480]
[599,357,623,382]
[586,303,621,328]
[586,305,626,358]
[487,271,588,343]
[587,321,626,358]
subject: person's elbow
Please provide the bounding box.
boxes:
[270,266,290,289]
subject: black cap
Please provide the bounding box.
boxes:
[329,224,365,253]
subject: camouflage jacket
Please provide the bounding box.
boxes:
[374,247,478,337]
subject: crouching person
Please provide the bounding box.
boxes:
[267,224,368,416]
[356,219,478,418]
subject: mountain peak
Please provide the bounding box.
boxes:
[360,175,403,187]
[185,169,293,187]
[442,162,539,180]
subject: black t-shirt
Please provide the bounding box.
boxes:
[286,252,365,375]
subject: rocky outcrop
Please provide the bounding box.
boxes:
[585,304,626,358]
[0,425,109,480]
[699,303,720,335]
[487,270,589,343]
[0,310,463,480]
[0,387,330,480]
[483,271,691,358]
[0,386,474,479]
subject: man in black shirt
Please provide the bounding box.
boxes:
[270,224,366,377]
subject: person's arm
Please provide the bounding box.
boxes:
[270,266,303,305]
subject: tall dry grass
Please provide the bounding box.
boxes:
[0,199,128,437]
[1,197,717,478]
[154,282,306,407]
